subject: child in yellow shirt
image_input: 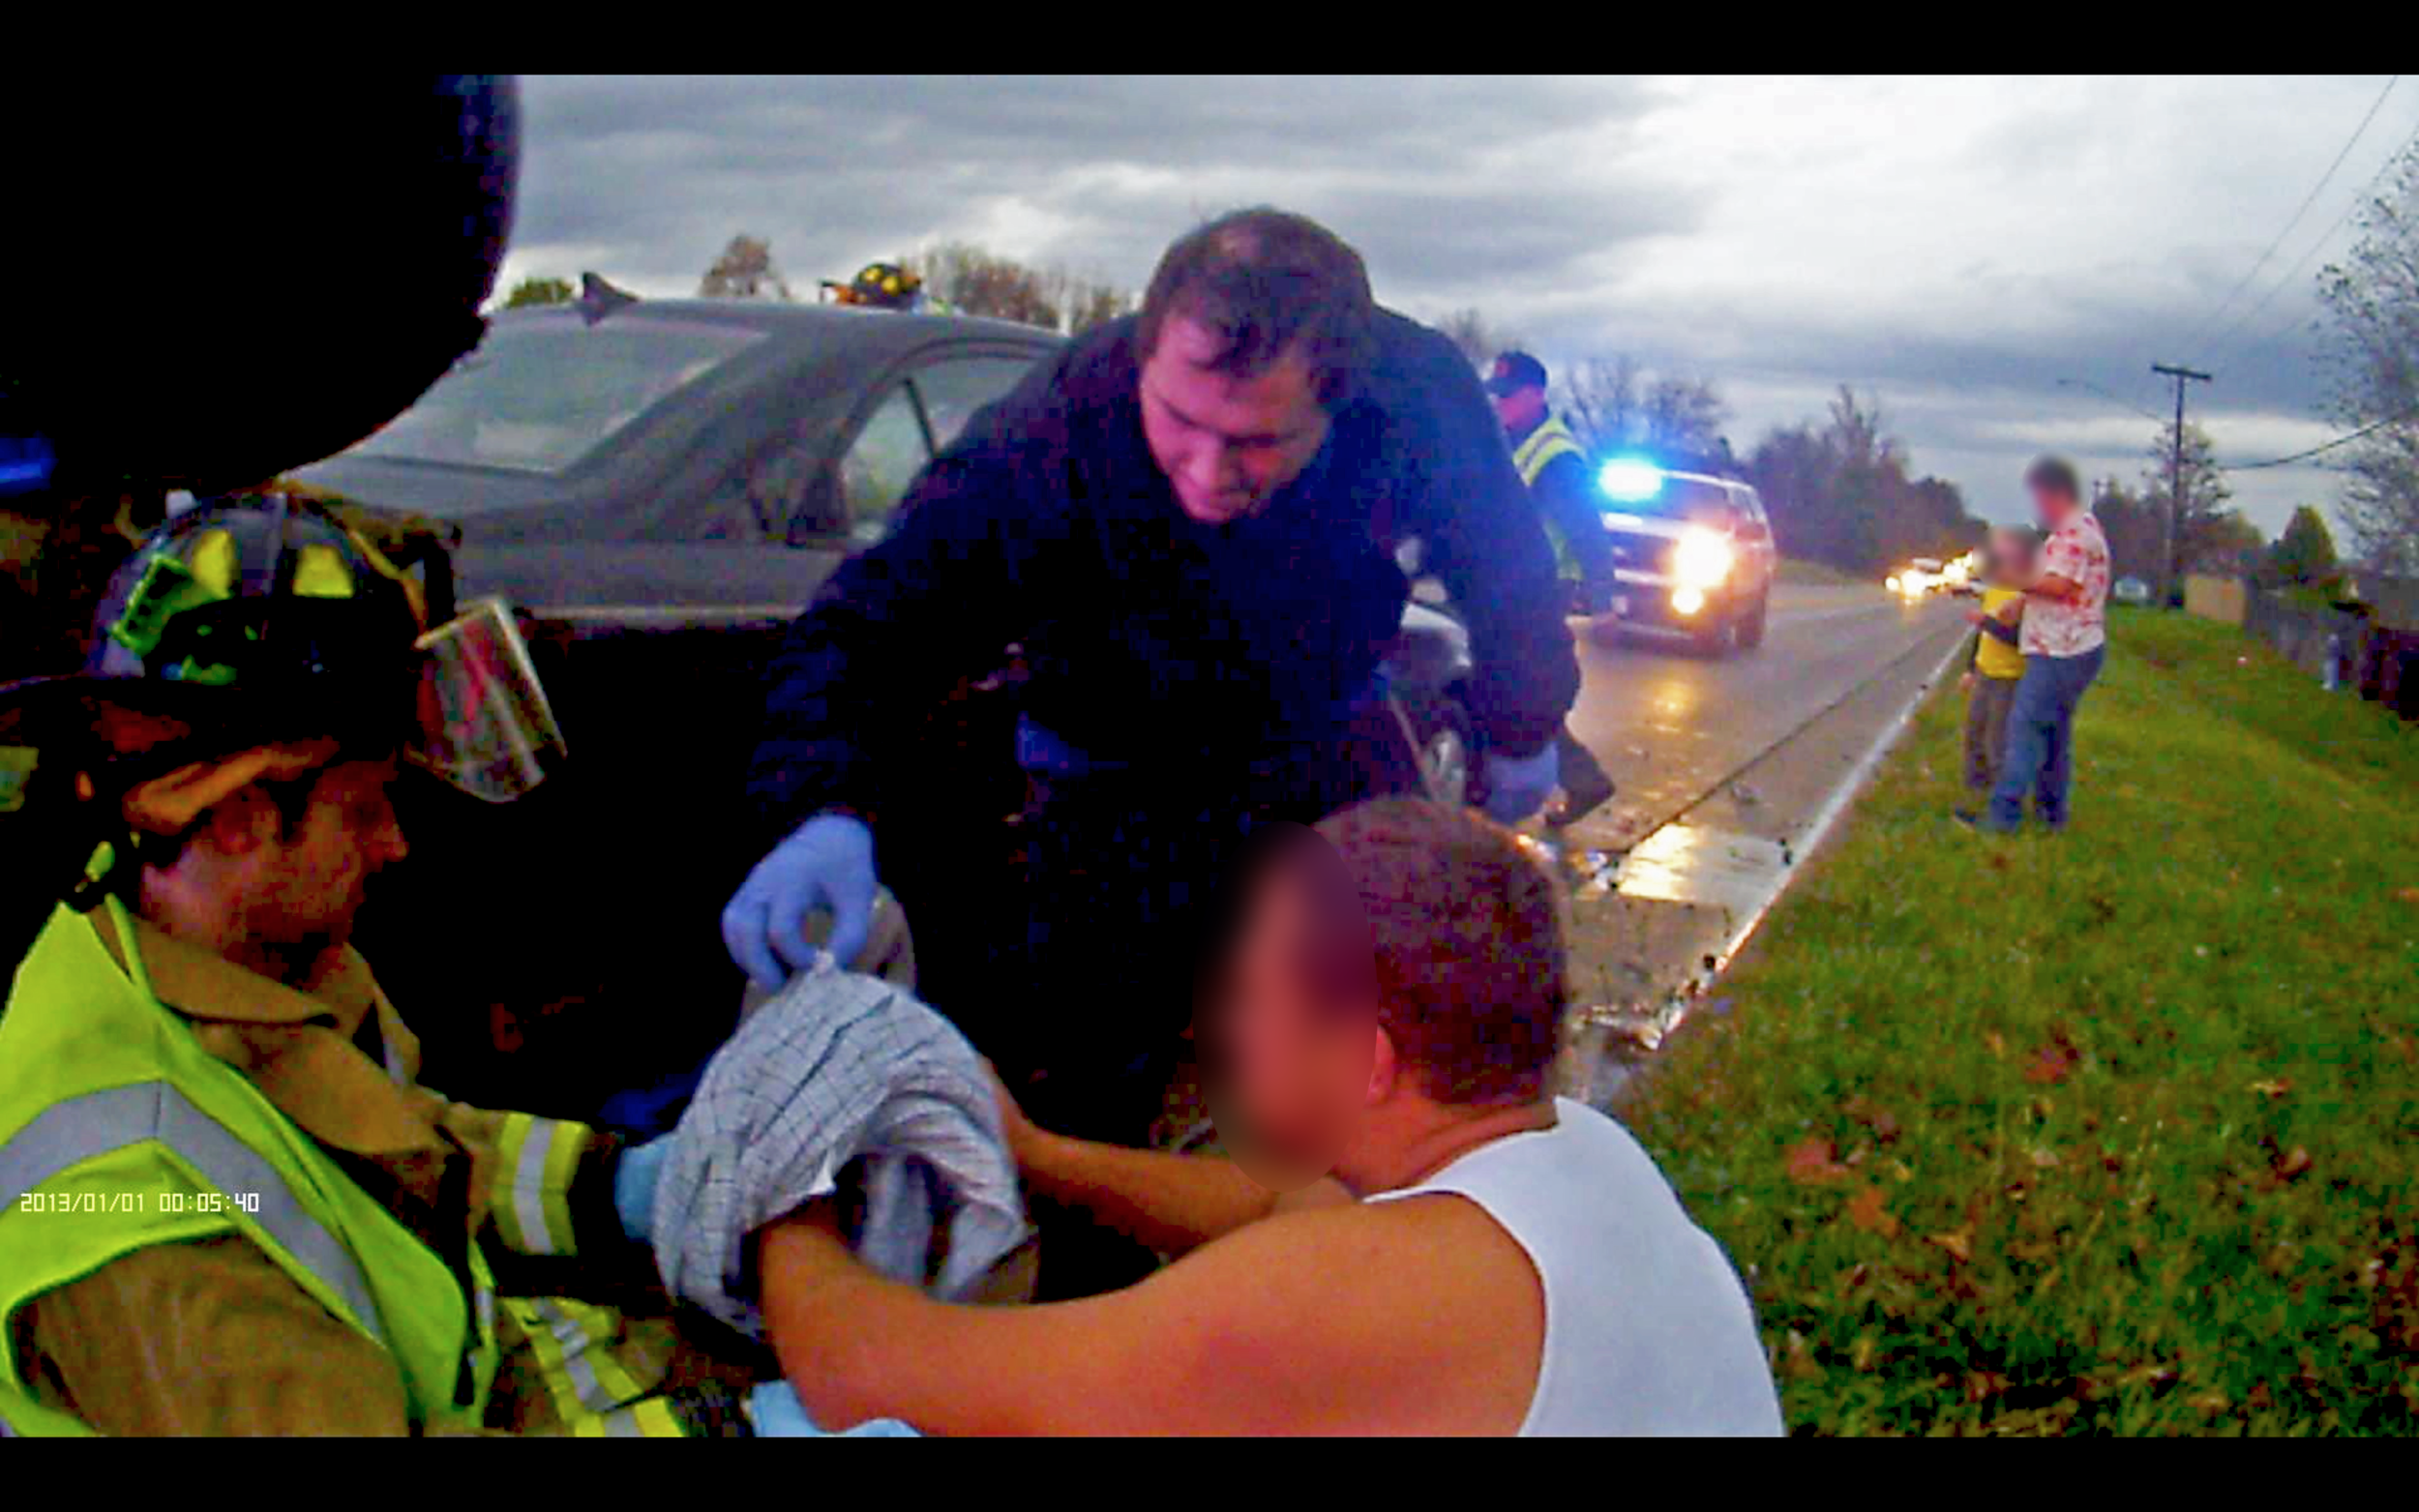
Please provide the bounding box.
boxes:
[1958,527,2034,796]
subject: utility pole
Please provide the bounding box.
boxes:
[2151,363,2212,604]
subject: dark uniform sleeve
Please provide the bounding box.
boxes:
[1532,449,1617,607]
[1386,319,1581,758]
[742,371,1068,844]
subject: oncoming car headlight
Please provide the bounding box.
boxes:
[1672,528,1734,589]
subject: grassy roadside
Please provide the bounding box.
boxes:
[1622,608,2419,1435]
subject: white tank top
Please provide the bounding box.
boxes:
[1365,1098,1783,1436]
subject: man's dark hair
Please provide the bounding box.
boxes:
[1136,208,1376,409]
[1312,798,1567,1106]
[2024,456,2082,503]
[1193,821,1379,1033]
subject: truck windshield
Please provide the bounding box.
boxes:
[1624,477,1741,529]
[347,317,766,476]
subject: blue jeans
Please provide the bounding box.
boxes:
[1986,645,2104,832]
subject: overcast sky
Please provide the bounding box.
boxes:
[503,74,2419,535]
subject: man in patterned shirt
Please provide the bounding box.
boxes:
[1977,457,2110,834]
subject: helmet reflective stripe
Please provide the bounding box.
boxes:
[190,529,240,596]
[291,543,357,600]
[0,1080,388,1347]
[106,551,235,661]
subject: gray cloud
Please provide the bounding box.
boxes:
[501,74,2417,534]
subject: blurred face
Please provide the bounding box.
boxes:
[1199,846,1379,1191]
[1988,533,2033,581]
[235,757,409,954]
[1491,385,1545,434]
[2029,483,2075,529]
[1139,315,1332,525]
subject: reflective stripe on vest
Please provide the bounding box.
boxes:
[0,1080,386,1346]
[575,1397,686,1438]
[1511,417,1586,489]
[503,1295,650,1420]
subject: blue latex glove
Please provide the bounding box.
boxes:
[749,1381,920,1438]
[612,1135,675,1244]
[1481,744,1559,825]
[721,814,879,992]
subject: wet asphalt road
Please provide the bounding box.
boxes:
[1559,584,1969,850]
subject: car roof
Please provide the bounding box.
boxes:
[489,297,1067,359]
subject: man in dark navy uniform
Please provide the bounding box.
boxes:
[725,209,1579,1166]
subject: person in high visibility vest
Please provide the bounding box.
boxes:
[1486,351,1619,617]
[0,75,881,1438]
[0,491,794,1437]
[1486,351,1618,829]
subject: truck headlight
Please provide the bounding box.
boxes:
[1672,529,1734,588]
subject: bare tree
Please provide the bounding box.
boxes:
[700,234,793,301]
[1433,309,1526,370]
[2317,137,2419,572]
[1558,356,1729,472]
[909,241,1135,335]
[910,241,1059,329]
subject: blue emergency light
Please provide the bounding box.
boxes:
[1597,459,1663,503]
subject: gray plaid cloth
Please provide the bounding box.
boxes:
[650,954,1028,1339]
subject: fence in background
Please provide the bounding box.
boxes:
[2240,583,2419,721]
[2183,575,2247,626]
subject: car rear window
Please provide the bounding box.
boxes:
[347,317,766,477]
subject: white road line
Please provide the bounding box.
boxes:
[1701,627,1970,975]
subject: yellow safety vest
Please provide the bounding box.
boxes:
[0,893,501,1437]
[1511,415,1588,489]
[1976,586,2025,679]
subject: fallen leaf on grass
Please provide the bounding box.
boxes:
[2025,1034,2080,1085]
[1926,1229,1974,1262]
[1846,1185,1900,1237]
[1785,1138,1853,1185]
[1842,1095,1901,1143]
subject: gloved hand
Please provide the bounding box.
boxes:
[722,814,879,992]
[748,1380,920,1438]
[1481,744,1559,825]
[612,1134,676,1244]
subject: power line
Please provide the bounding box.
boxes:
[2203,114,2419,372]
[2220,402,2419,471]
[2055,375,2165,425]
[2181,75,2399,356]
